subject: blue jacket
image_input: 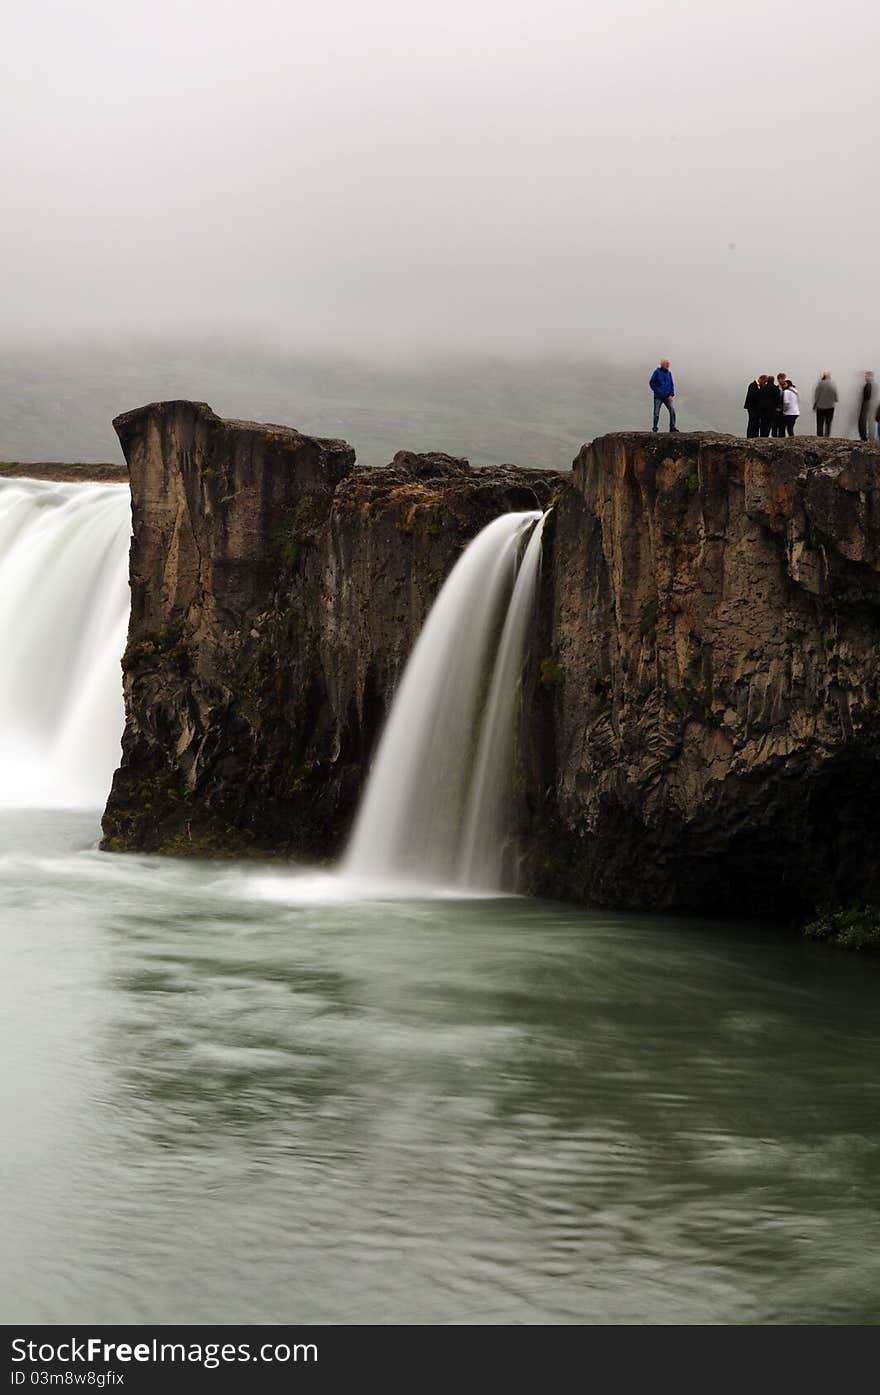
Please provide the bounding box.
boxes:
[650,366,674,399]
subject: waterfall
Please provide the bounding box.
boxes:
[459,512,547,889]
[0,478,131,809]
[344,509,545,891]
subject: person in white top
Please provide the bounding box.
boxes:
[781,379,800,436]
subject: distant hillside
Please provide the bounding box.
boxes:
[0,462,126,482]
[0,342,748,469]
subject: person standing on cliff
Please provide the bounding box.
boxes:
[813,371,838,436]
[781,379,800,436]
[744,376,764,437]
[758,373,779,436]
[649,359,678,432]
[857,372,875,441]
[772,372,788,436]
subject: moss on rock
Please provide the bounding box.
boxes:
[803,905,880,951]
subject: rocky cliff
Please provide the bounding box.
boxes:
[103,406,880,919]
[530,432,880,915]
[102,400,555,856]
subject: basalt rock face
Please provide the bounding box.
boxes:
[102,401,556,856]
[104,409,880,920]
[526,432,880,916]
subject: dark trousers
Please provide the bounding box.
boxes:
[772,411,785,437]
[859,410,869,441]
[782,415,797,436]
[816,408,834,437]
[746,410,760,438]
[758,415,774,437]
[652,395,676,430]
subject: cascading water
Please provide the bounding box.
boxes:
[344,509,546,891]
[459,512,547,889]
[0,476,542,884]
[0,478,131,809]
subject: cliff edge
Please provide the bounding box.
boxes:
[532,431,880,915]
[103,407,880,919]
[102,400,556,856]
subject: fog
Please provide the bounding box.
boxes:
[2,0,878,380]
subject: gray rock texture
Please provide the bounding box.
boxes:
[103,401,554,856]
[103,408,880,918]
[528,432,880,914]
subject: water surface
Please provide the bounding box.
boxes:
[2,810,879,1324]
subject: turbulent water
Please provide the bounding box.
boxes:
[2,808,880,1325]
[2,480,880,1325]
[0,479,131,807]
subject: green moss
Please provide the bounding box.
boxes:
[538,656,564,689]
[803,905,880,951]
[639,596,659,640]
[121,622,189,673]
[102,764,191,849]
[280,536,302,569]
[102,762,255,859]
[121,637,158,667]
[687,469,700,494]
[277,493,328,572]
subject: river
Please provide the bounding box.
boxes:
[3,807,879,1325]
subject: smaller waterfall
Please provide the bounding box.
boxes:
[0,479,132,809]
[344,509,546,891]
[459,512,547,888]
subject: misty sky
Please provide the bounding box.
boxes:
[3,0,879,378]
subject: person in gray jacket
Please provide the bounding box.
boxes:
[813,372,838,436]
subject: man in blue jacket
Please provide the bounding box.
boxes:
[649,359,678,432]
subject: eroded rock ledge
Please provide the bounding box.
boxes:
[533,431,880,915]
[103,400,556,857]
[103,406,880,918]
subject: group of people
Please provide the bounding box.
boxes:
[743,373,802,437]
[647,359,880,439]
[744,370,878,439]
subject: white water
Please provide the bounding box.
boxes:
[0,479,131,808]
[459,512,547,888]
[345,509,545,891]
[0,479,542,891]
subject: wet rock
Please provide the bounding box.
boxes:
[102,402,556,857]
[105,410,880,920]
[526,432,880,916]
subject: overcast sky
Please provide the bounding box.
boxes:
[3,0,878,378]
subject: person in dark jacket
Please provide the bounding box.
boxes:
[772,372,788,436]
[744,376,764,437]
[858,371,875,441]
[649,359,677,432]
[758,374,780,436]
